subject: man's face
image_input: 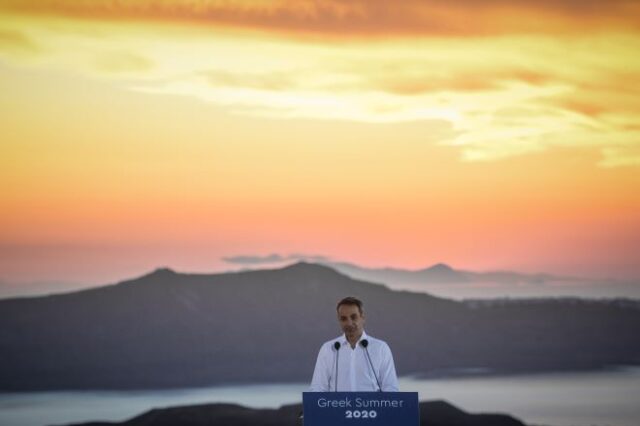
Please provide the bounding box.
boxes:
[337,304,365,339]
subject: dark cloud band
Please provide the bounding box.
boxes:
[223,253,330,265]
[2,0,638,36]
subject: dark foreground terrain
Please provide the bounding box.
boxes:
[57,400,525,426]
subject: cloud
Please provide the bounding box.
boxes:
[600,146,640,168]
[94,51,154,73]
[369,69,554,96]
[0,28,40,54]
[222,253,331,265]
[202,70,297,91]
[0,3,638,167]
[1,0,639,36]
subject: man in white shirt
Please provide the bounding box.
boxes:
[310,296,399,392]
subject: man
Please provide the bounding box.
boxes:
[310,296,399,392]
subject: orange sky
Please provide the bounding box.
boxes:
[1,0,639,286]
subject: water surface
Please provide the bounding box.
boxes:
[1,368,638,426]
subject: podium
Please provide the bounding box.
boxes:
[302,392,419,426]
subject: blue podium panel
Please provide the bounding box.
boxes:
[303,392,419,426]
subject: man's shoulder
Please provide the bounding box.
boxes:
[319,336,343,349]
[365,334,392,350]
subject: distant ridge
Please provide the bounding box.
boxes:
[427,263,456,272]
[1,262,639,391]
[324,261,469,285]
[3,258,638,300]
[147,267,178,276]
[309,260,640,299]
[322,261,570,285]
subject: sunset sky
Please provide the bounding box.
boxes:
[1,0,639,289]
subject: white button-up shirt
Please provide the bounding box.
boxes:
[310,331,399,392]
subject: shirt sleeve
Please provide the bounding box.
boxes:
[379,342,399,392]
[310,344,332,392]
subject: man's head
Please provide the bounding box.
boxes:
[336,296,365,342]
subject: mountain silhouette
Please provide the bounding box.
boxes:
[323,261,569,285]
[56,400,525,426]
[1,262,639,390]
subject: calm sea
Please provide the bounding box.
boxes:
[1,368,639,426]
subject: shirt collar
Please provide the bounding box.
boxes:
[339,330,368,347]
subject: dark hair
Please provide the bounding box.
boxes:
[336,296,364,314]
